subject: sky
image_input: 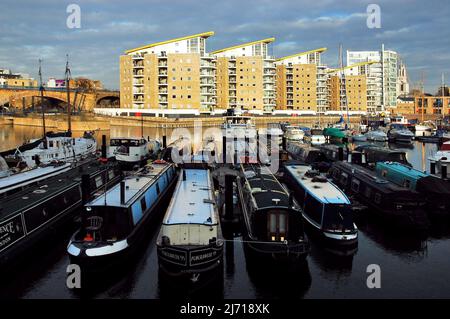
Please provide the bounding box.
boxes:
[1,0,449,93]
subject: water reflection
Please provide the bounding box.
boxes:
[357,218,428,262]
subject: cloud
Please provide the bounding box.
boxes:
[0,0,449,91]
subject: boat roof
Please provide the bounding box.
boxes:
[0,160,106,219]
[242,164,292,209]
[87,163,170,208]
[0,163,71,193]
[110,137,146,141]
[376,162,427,180]
[162,168,217,225]
[334,161,416,194]
[285,164,350,205]
[356,145,405,154]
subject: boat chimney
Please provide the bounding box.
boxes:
[338,147,344,161]
[222,136,227,164]
[101,135,107,159]
[442,163,447,179]
[289,192,294,207]
[182,170,186,181]
[120,181,126,205]
[81,174,91,204]
[282,136,287,151]
[430,161,436,175]
[224,175,235,220]
[162,135,167,149]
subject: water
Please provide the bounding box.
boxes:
[1,124,449,299]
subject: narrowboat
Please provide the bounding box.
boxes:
[237,164,310,261]
[67,162,177,271]
[286,142,330,172]
[157,166,223,284]
[284,163,358,245]
[318,144,347,162]
[161,136,191,163]
[329,161,429,231]
[375,162,450,218]
[355,145,411,167]
[221,115,257,140]
[0,159,121,268]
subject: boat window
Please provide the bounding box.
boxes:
[332,169,340,180]
[140,197,147,212]
[304,194,323,224]
[322,204,354,231]
[340,172,348,185]
[49,141,54,147]
[108,170,115,181]
[156,183,160,195]
[403,179,411,189]
[95,175,103,188]
[267,211,288,241]
[374,193,382,204]
[351,179,360,192]
[364,186,371,198]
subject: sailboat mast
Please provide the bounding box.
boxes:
[38,59,47,149]
[65,54,72,133]
[339,44,350,129]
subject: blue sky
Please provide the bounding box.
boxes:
[1,0,449,92]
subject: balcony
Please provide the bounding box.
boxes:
[132,54,144,60]
[287,82,293,87]
[264,70,276,75]
[158,80,168,85]
[228,63,236,69]
[133,81,144,86]
[158,71,168,76]
[133,62,144,68]
[133,88,144,94]
[201,89,216,95]
[229,77,236,83]
[200,81,215,87]
[133,70,144,77]
[229,85,236,91]
[200,72,215,77]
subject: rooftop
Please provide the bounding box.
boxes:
[276,47,327,62]
[211,37,275,54]
[125,31,215,54]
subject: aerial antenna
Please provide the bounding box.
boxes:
[38,59,47,149]
[65,54,72,133]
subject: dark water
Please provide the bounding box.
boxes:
[1,124,449,299]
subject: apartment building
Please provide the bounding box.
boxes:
[120,31,216,110]
[347,45,398,112]
[275,48,327,113]
[327,62,372,112]
[212,38,276,112]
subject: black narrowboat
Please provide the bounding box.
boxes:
[0,159,121,268]
[157,165,223,285]
[328,161,429,231]
[237,163,310,261]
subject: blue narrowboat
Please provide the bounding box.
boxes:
[284,163,358,245]
[67,162,177,271]
[375,162,450,218]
